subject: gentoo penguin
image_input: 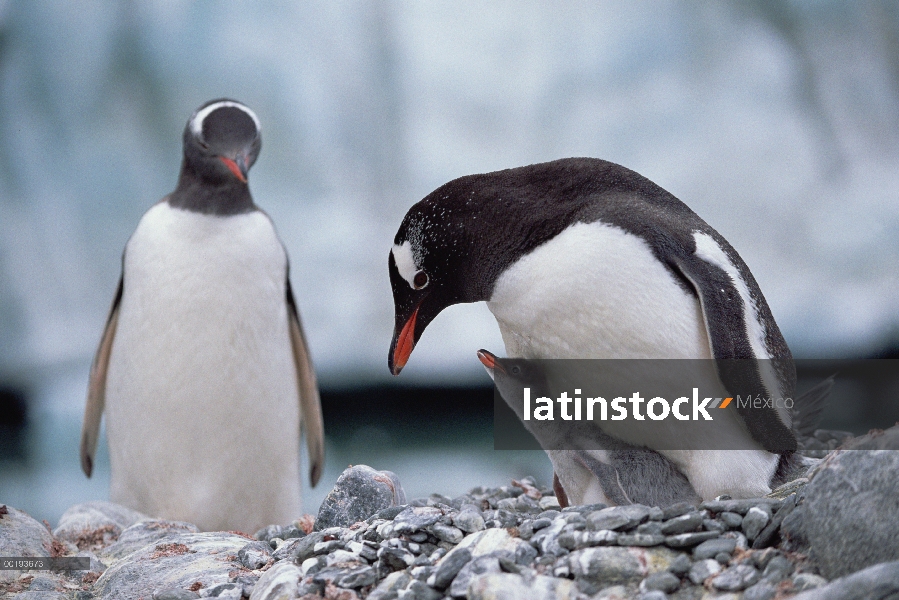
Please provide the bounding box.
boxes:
[388,157,798,506]
[80,99,324,532]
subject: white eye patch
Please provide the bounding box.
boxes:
[189,100,261,139]
[391,241,419,288]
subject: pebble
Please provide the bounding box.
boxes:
[639,571,680,593]
[693,537,737,559]
[237,541,272,570]
[792,572,828,591]
[314,464,406,530]
[712,564,761,591]
[688,558,722,584]
[659,511,703,535]
[742,506,771,542]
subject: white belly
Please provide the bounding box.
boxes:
[487,220,777,502]
[105,203,301,532]
[487,220,712,360]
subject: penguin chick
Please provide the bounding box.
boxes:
[80,99,324,532]
[388,158,798,505]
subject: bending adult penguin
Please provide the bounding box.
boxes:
[80,99,325,532]
[388,157,799,506]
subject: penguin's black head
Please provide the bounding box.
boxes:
[388,186,492,376]
[183,99,261,185]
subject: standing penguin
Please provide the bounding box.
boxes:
[388,157,797,506]
[80,99,324,532]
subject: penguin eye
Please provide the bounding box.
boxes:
[412,270,429,290]
[511,366,521,375]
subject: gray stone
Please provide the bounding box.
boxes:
[791,560,899,600]
[667,553,692,576]
[101,520,201,563]
[453,507,484,533]
[367,571,412,600]
[199,582,241,599]
[238,541,272,570]
[467,572,579,600]
[313,564,377,589]
[639,571,680,593]
[700,497,781,515]
[92,532,250,600]
[429,547,472,589]
[557,529,618,550]
[393,506,443,534]
[751,494,796,550]
[742,582,777,600]
[407,578,442,600]
[449,555,500,597]
[248,561,302,600]
[741,506,770,542]
[314,465,406,530]
[538,496,562,511]
[0,505,53,584]
[659,512,703,535]
[274,531,324,563]
[718,511,744,529]
[780,440,899,578]
[761,554,794,583]
[792,572,828,591]
[687,558,721,585]
[443,528,530,565]
[566,546,679,585]
[53,501,147,549]
[635,521,663,536]
[587,505,650,531]
[661,502,695,520]
[692,537,736,560]
[663,531,718,548]
[616,533,664,546]
[378,546,414,571]
[430,522,464,544]
[711,564,761,591]
[702,518,726,533]
[152,589,201,600]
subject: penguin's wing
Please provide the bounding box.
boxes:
[286,279,325,487]
[80,275,122,477]
[669,255,797,453]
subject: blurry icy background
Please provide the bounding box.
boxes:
[1,1,897,524]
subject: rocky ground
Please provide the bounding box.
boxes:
[2,426,898,600]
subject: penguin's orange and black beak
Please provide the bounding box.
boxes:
[219,154,249,183]
[390,304,419,376]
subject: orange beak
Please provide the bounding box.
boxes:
[391,306,419,376]
[219,156,248,183]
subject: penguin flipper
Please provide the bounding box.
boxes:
[669,255,797,453]
[286,279,325,487]
[81,275,122,478]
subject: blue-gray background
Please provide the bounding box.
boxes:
[1,2,897,525]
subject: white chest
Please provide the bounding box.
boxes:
[487,220,712,360]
